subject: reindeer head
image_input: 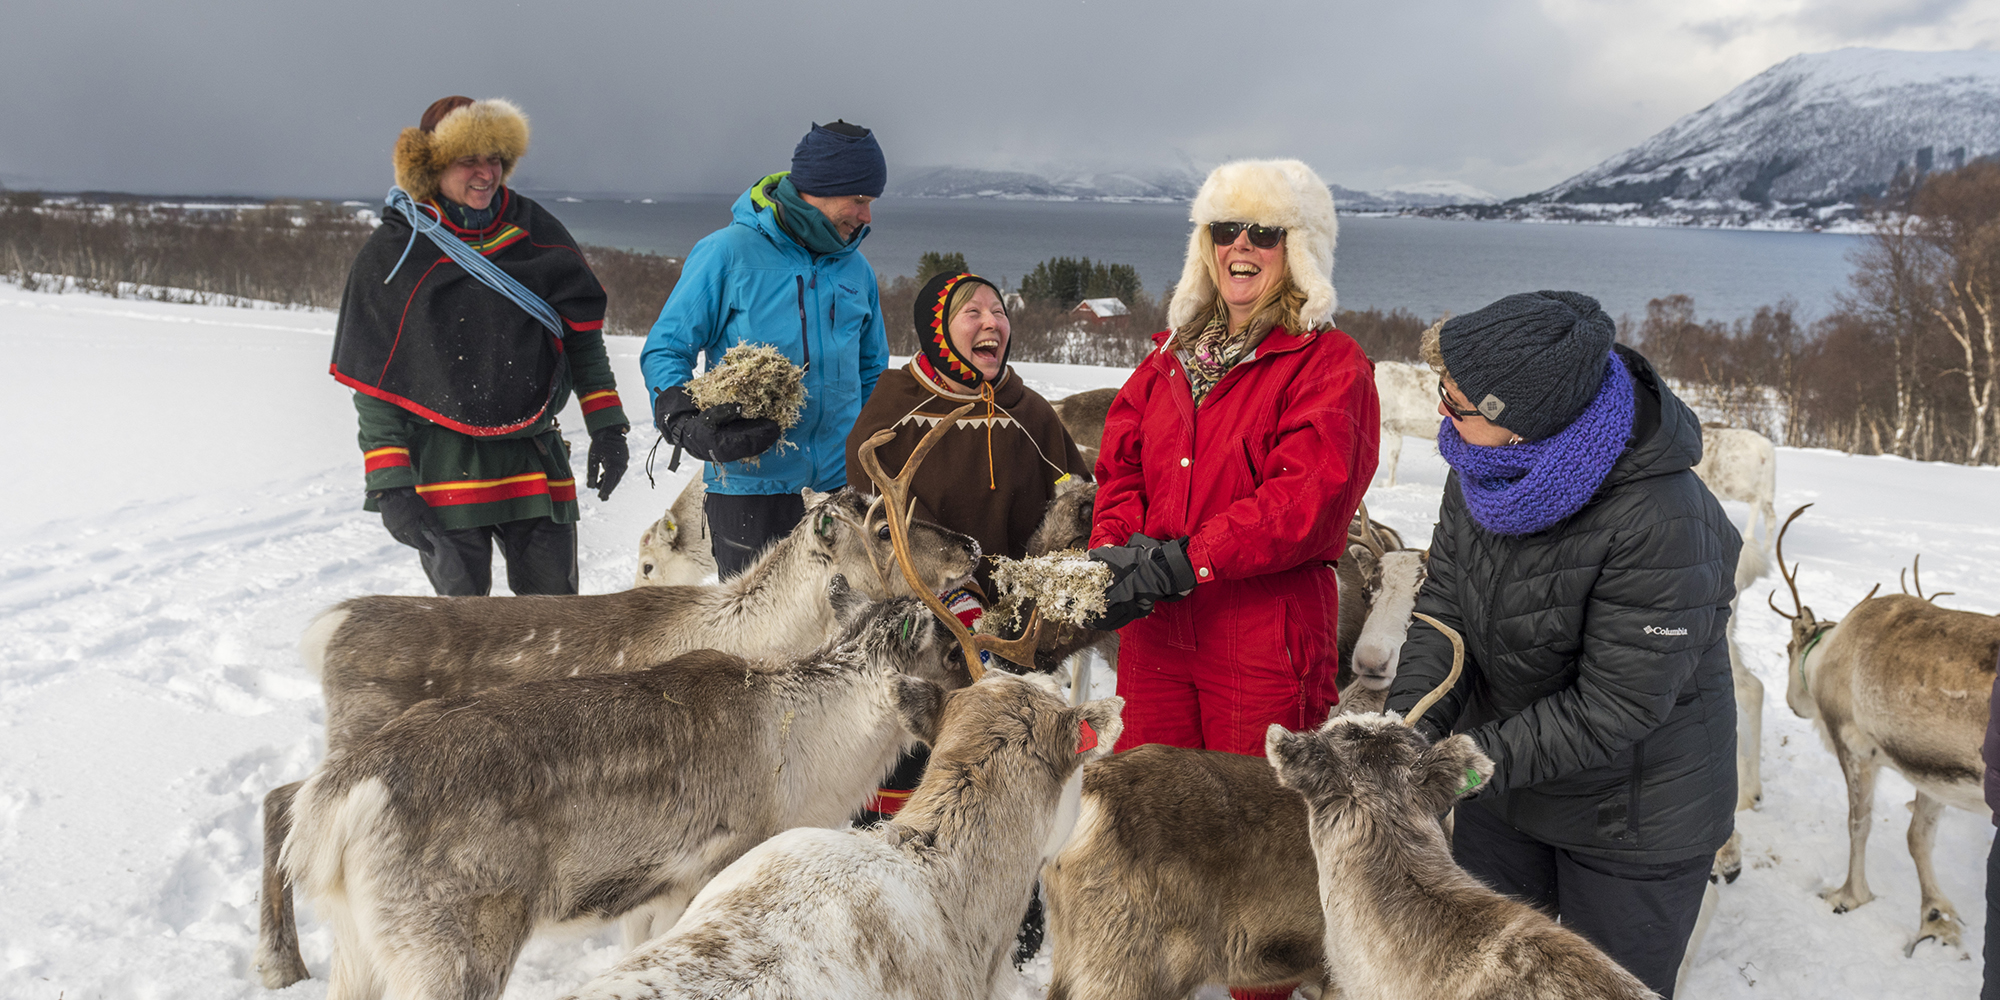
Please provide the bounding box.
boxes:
[1342,503,1431,691]
[1026,476,1098,557]
[802,487,982,602]
[1266,714,1494,822]
[914,670,1123,858]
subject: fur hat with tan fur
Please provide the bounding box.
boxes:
[392,96,531,203]
[1166,158,1338,331]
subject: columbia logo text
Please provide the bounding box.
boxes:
[1643,625,1689,636]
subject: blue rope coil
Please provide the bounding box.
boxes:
[380,187,563,338]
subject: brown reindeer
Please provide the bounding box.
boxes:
[1769,504,1999,953]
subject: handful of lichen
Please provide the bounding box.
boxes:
[981,551,1113,631]
[685,343,806,430]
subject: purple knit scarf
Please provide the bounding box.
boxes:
[1436,351,1635,536]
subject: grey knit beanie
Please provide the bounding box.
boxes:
[1437,290,1615,442]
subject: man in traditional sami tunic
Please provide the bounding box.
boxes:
[330,96,630,596]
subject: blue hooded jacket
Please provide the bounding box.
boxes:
[641,173,887,494]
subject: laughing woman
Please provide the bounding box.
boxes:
[842,270,1091,804]
[842,269,1091,965]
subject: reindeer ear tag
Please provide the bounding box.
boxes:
[815,512,835,542]
[1077,718,1099,754]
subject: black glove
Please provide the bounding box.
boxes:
[372,486,441,555]
[1082,534,1199,630]
[653,385,783,467]
[586,424,629,500]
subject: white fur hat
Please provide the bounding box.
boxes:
[1167,158,1338,331]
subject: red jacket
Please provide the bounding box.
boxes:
[1091,326,1380,581]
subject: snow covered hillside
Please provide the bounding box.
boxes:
[1495,47,2000,228]
[1,281,1993,999]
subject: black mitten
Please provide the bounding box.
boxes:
[1082,535,1199,630]
[372,486,441,554]
[586,424,629,500]
[654,385,782,466]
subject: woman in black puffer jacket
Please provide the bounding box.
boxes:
[1384,290,1739,1000]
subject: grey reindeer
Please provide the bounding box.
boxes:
[255,486,980,989]
[281,592,963,1000]
[1266,616,1655,1000]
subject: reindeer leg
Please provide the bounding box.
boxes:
[1377,431,1402,488]
[620,886,696,951]
[1821,736,1878,914]
[1713,830,1743,884]
[1731,646,1764,810]
[255,780,312,988]
[1674,877,1721,999]
[1904,790,1964,954]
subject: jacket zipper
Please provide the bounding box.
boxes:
[794,274,812,372]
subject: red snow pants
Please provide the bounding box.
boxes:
[1111,561,1340,757]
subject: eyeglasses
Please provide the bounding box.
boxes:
[1208,221,1285,250]
[1437,381,1483,420]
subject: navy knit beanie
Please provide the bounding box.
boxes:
[1438,290,1616,442]
[790,120,887,198]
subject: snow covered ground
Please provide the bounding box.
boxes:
[1,280,1992,999]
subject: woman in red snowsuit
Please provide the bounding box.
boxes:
[1088,158,1380,760]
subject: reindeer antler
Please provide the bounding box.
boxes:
[1766,503,1813,621]
[1349,500,1387,561]
[1399,612,1464,731]
[1902,554,1955,603]
[855,404,1044,681]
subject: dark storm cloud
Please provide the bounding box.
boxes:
[0,0,1981,199]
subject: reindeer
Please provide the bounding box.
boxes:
[1052,386,1117,466]
[1040,512,1431,998]
[280,591,962,1000]
[1693,425,1778,548]
[254,487,981,989]
[1334,504,1427,716]
[1767,504,2000,953]
[634,475,714,586]
[1373,359,1442,488]
[1266,638,1655,998]
[561,672,1125,1000]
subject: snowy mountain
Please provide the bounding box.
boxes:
[1462,48,2000,228]
[892,165,1495,209]
[890,165,1203,202]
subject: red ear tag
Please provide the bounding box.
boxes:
[1077,718,1099,754]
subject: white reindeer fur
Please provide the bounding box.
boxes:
[1371,359,1442,487]
[1168,159,1338,330]
[296,607,348,682]
[563,673,1124,1000]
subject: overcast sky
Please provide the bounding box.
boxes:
[3,0,1994,200]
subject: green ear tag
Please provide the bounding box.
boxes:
[1458,767,1485,796]
[817,512,835,542]
[900,617,914,642]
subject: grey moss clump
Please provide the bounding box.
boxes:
[685,343,806,430]
[984,551,1112,630]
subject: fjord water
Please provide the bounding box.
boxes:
[550,195,1863,323]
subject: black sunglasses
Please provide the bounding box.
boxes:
[1208,221,1285,250]
[1438,381,1483,420]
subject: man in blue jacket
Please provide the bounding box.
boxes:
[642,121,889,578]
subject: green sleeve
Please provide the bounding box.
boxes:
[565,329,632,433]
[354,391,420,491]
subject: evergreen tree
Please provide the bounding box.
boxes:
[1019,256,1143,308]
[915,251,969,285]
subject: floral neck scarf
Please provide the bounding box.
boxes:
[1180,315,1260,405]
